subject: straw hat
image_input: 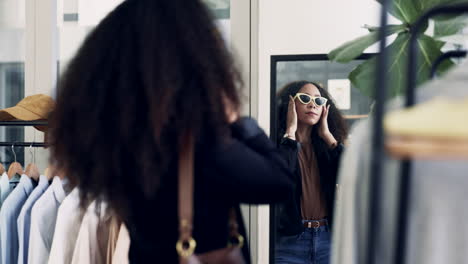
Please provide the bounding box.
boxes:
[0,94,55,132]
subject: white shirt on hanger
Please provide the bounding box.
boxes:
[71,200,119,264]
[28,176,67,264]
[112,223,130,264]
[48,188,84,264]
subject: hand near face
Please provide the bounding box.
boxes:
[318,104,338,148]
[286,95,298,136]
[223,93,239,124]
[318,104,330,138]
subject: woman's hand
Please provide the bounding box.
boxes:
[285,95,297,139]
[223,93,239,124]
[226,106,239,124]
[319,104,338,148]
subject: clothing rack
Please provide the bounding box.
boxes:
[368,3,468,264]
[0,121,48,147]
[365,0,390,264]
[430,50,467,79]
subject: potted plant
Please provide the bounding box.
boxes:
[328,0,468,99]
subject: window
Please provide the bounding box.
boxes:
[0,1,26,166]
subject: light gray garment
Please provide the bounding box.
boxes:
[0,175,35,264]
[332,119,401,264]
[28,177,67,264]
[332,60,468,264]
[17,175,49,264]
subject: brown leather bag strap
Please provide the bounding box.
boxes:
[176,131,196,258]
[176,132,244,261]
[228,208,244,248]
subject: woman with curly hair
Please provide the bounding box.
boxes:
[48,0,293,263]
[275,81,348,264]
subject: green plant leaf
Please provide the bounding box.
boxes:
[414,0,468,14]
[414,0,468,21]
[434,39,446,49]
[434,15,468,38]
[363,24,408,33]
[349,33,453,99]
[328,25,406,63]
[376,0,420,23]
[376,0,468,23]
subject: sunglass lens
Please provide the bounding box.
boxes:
[298,94,311,104]
[314,97,326,106]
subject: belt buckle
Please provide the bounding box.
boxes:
[307,221,320,228]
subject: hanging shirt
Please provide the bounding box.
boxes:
[0,173,9,206]
[0,175,35,264]
[0,173,8,264]
[9,173,21,191]
[106,216,120,264]
[71,201,120,264]
[0,173,21,205]
[48,188,84,264]
[112,223,130,264]
[28,177,68,264]
[332,120,380,264]
[17,175,49,264]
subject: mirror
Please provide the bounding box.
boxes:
[269,53,375,263]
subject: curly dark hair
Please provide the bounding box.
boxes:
[277,81,348,151]
[49,0,242,220]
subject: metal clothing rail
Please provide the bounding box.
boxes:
[0,142,47,147]
[366,0,390,263]
[430,50,467,79]
[369,3,468,264]
[0,121,48,126]
[0,121,48,148]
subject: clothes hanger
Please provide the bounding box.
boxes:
[44,159,64,180]
[0,163,5,175]
[44,167,50,179]
[44,165,56,180]
[25,144,40,181]
[7,144,24,179]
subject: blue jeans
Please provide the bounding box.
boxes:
[275,222,331,264]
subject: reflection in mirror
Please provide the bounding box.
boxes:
[270,54,374,264]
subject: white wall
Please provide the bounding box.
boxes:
[78,0,122,26]
[0,30,25,62]
[255,1,386,263]
[0,0,25,28]
[0,0,26,62]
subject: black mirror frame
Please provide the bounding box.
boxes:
[268,53,376,264]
